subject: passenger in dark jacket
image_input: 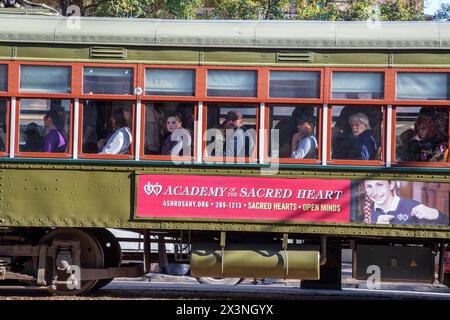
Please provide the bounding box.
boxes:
[337,112,377,160]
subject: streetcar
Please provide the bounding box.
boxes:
[0,14,449,295]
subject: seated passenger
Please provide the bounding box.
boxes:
[99,108,132,155]
[161,114,192,156]
[223,110,256,158]
[42,110,67,153]
[345,112,377,160]
[398,114,448,162]
[291,117,318,159]
[23,122,43,152]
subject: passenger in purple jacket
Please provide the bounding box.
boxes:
[42,109,66,153]
[363,180,448,226]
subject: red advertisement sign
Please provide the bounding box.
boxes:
[136,174,351,222]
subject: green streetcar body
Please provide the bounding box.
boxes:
[0,15,448,240]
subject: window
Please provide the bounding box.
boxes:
[207,70,257,97]
[20,66,71,93]
[330,106,383,161]
[396,73,450,100]
[205,103,257,159]
[332,72,384,100]
[83,67,133,95]
[269,71,320,99]
[143,102,194,157]
[0,65,7,92]
[18,99,71,154]
[0,99,7,153]
[268,105,319,160]
[145,69,195,96]
[81,100,133,156]
[395,106,448,162]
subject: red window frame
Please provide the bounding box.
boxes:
[391,68,450,168]
[202,102,260,163]
[264,103,323,165]
[202,66,262,103]
[77,99,136,160]
[12,61,77,100]
[79,63,138,100]
[140,64,198,101]
[326,104,386,166]
[325,68,388,105]
[14,98,74,158]
[139,100,197,162]
[0,98,10,157]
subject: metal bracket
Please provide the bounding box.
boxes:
[220,231,226,278]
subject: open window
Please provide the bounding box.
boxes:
[394,106,449,164]
[80,100,134,158]
[204,103,258,162]
[17,99,71,157]
[330,105,384,164]
[142,101,195,159]
[267,104,320,162]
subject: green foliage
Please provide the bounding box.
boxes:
[378,0,424,21]
[293,0,340,21]
[433,3,450,21]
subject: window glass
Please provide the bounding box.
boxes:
[83,67,133,95]
[18,99,70,153]
[145,69,195,96]
[269,71,320,99]
[205,103,257,158]
[207,70,257,97]
[395,106,448,162]
[0,99,7,152]
[20,66,71,93]
[396,73,449,100]
[82,101,133,155]
[0,65,7,92]
[268,105,319,159]
[332,72,384,99]
[331,105,383,161]
[144,102,194,157]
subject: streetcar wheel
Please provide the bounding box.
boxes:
[88,228,122,290]
[37,228,104,295]
[196,277,244,286]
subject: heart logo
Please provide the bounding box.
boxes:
[397,214,409,221]
[144,182,163,196]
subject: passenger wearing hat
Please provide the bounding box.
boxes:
[22,122,43,152]
[291,117,318,159]
[223,110,256,158]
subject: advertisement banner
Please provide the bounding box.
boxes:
[135,174,449,226]
[136,174,351,222]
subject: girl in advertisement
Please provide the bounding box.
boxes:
[363,180,448,226]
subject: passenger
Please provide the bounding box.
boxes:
[99,108,132,155]
[363,180,448,226]
[42,109,67,153]
[223,110,256,158]
[397,114,448,162]
[23,122,43,152]
[345,112,377,160]
[144,103,164,155]
[290,117,318,159]
[161,114,191,156]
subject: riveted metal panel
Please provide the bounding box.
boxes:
[139,49,199,64]
[393,52,450,66]
[0,45,12,59]
[16,45,84,60]
[315,51,389,66]
[203,50,271,64]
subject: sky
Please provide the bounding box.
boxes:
[424,0,450,15]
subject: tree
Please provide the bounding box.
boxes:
[433,3,450,21]
[292,0,340,21]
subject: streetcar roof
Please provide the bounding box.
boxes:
[1,15,450,50]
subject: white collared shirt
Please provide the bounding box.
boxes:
[374,195,400,213]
